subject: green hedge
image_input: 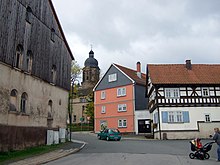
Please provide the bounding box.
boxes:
[68,123,94,132]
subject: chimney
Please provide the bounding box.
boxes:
[185,60,192,70]
[136,62,141,78]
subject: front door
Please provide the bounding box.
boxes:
[138,119,151,133]
[100,120,107,130]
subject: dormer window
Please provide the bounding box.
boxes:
[26,6,32,24]
[51,28,55,42]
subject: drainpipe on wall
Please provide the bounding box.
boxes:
[133,83,136,134]
[157,107,162,140]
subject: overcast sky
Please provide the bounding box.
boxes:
[52,0,220,77]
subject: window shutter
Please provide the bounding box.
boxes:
[162,111,168,123]
[183,111,190,123]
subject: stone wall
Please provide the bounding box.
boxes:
[0,63,68,151]
[0,125,47,152]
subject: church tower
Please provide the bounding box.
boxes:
[80,49,100,96]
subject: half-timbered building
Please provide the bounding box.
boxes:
[0,0,73,151]
[147,60,220,139]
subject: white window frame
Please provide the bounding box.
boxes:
[101,91,106,100]
[168,111,183,123]
[204,114,211,122]
[101,106,106,114]
[165,88,180,98]
[118,104,127,112]
[118,119,127,128]
[108,73,117,82]
[202,88,209,97]
[117,87,126,97]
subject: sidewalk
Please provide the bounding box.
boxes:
[8,140,86,165]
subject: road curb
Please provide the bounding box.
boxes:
[40,140,86,165]
[9,140,87,165]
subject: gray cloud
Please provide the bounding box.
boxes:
[53,0,220,75]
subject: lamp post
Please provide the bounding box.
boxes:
[69,78,80,141]
[81,105,85,131]
[68,93,72,141]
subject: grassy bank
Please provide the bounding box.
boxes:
[0,142,68,165]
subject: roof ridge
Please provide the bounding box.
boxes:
[114,63,146,75]
[148,64,220,66]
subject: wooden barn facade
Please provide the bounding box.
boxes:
[0,0,74,151]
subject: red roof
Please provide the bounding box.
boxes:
[148,64,220,85]
[114,64,146,86]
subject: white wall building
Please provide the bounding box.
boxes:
[147,60,220,139]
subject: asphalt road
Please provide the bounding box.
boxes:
[46,132,219,165]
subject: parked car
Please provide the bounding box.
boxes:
[97,128,121,141]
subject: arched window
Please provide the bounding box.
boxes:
[10,89,18,111]
[51,28,55,42]
[51,65,57,84]
[86,71,89,80]
[26,50,33,72]
[15,45,23,68]
[20,92,28,113]
[47,100,53,128]
[48,100,53,118]
[26,6,32,23]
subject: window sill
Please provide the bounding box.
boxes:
[8,110,19,114]
[117,95,126,98]
[167,122,184,124]
[13,67,22,72]
[20,113,29,116]
[165,97,180,99]
[118,111,127,113]
[24,71,31,75]
[118,127,127,128]
[50,83,55,86]
[47,117,53,120]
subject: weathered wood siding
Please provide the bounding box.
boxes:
[0,0,72,90]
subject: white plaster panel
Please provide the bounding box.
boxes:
[159,107,220,131]
[134,110,150,134]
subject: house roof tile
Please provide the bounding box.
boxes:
[148,64,220,85]
[114,64,146,86]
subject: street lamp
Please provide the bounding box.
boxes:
[81,105,85,131]
[69,78,80,141]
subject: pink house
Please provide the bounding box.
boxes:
[94,62,150,134]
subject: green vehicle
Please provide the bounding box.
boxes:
[97,128,121,141]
